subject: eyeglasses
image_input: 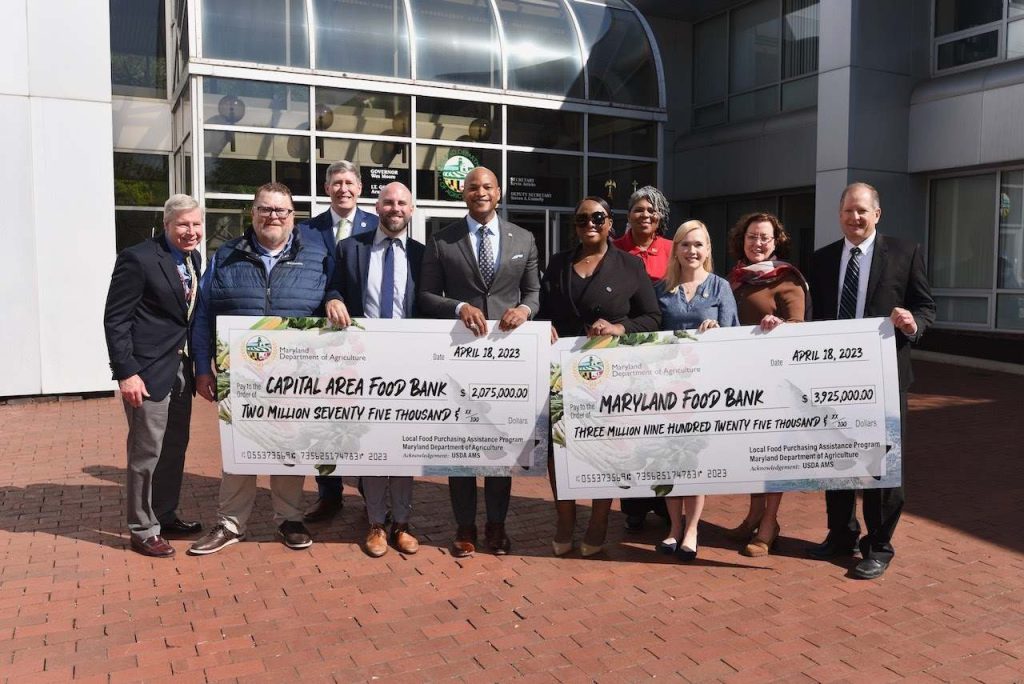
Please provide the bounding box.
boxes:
[744,234,774,244]
[254,206,294,218]
[574,211,608,226]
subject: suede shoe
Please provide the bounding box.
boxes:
[390,523,419,554]
[131,535,175,558]
[484,522,511,555]
[303,497,342,523]
[450,525,477,558]
[806,533,859,560]
[188,524,244,555]
[852,557,890,580]
[365,524,388,557]
[161,518,203,538]
[278,521,313,550]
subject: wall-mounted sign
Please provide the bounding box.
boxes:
[360,166,411,198]
[438,150,479,200]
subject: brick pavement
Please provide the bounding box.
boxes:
[1,360,1022,683]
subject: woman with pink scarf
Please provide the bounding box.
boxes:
[724,212,809,557]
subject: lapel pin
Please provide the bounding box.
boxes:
[605,286,612,292]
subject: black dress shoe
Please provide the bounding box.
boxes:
[162,518,203,537]
[131,535,175,558]
[624,514,645,532]
[806,533,858,560]
[851,557,889,579]
[676,545,698,562]
[303,497,343,523]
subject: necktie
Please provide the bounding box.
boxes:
[839,246,861,319]
[379,238,396,319]
[336,218,350,243]
[478,227,495,288]
[183,254,198,356]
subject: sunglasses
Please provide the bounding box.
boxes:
[574,211,608,226]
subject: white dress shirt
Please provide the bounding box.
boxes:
[838,231,876,319]
[364,228,408,319]
[331,207,357,243]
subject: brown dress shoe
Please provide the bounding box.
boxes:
[365,524,388,557]
[391,523,419,554]
[131,535,175,558]
[450,525,477,558]
[484,522,511,555]
[304,498,342,523]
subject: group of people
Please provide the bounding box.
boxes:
[103,158,934,580]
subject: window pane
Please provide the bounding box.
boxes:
[730,0,780,93]
[587,158,656,212]
[202,0,309,68]
[999,170,1024,289]
[505,210,549,267]
[783,0,819,79]
[572,2,659,107]
[588,115,657,157]
[203,78,310,130]
[694,14,727,105]
[312,0,410,78]
[416,97,501,143]
[930,174,996,289]
[693,102,726,127]
[934,0,1002,37]
[937,31,999,69]
[204,132,311,197]
[114,152,170,206]
[497,0,584,97]
[415,145,503,202]
[730,85,779,121]
[110,0,167,98]
[1012,1,1024,19]
[782,75,817,111]
[1008,20,1024,61]
[779,192,815,272]
[507,107,582,151]
[316,89,410,136]
[934,296,989,324]
[315,139,411,199]
[115,210,164,253]
[408,0,500,88]
[507,152,581,207]
[996,294,1024,328]
[690,201,728,273]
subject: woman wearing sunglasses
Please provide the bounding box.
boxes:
[724,212,809,557]
[540,196,661,557]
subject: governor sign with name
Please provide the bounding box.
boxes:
[551,319,902,500]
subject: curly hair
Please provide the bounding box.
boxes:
[727,212,791,262]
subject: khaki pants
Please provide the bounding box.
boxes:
[216,473,305,535]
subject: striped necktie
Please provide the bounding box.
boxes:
[838,246,861,319]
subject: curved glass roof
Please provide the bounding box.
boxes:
[198,0,662,108]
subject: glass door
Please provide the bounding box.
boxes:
[411,207,465,244]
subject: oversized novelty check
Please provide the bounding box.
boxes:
[551,318,902,500]
[215,316,549,476]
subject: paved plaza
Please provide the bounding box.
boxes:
[1,359,1022,683]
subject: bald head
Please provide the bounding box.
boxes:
[462,166,501,224]
[376,182,414,236]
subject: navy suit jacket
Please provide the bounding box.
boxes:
[103,236,202,401]
[325,230,425,318]
[299,207,379,279]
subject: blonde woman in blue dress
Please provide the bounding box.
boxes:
[654,220,739,561]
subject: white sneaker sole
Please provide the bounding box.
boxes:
[187,534,243,555]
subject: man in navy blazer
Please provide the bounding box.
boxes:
[322,182,425,555]
[299,160,379,283]
[103,194,205,558]
[806,182,935,580]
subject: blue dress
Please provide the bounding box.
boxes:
[656,273,739,329]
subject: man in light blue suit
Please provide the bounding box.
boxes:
[300,159,379,522]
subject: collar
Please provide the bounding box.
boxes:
[330,207,357,226]
[844,231,877,254]
[467,214,498,235]
[162,233,187,263]
[374,227,407,247]
[251,231,294,257]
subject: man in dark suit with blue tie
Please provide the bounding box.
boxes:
[806,182,935,579]
[418,166,541,557]
[103,194,205,557]
[300,159,379,522]
[324,182,425,557]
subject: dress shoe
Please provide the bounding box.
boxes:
[676,545,698,562]
[188,524,244,555]
[390,523,419,554]
[131,535,175,558]
[450,525,477,558]
[161,518,202,537]
[623,514,645,532]
[806,533,859,560]
[656,537,678,554]
[741,523,780,557]
[365,524,388,557]
[278,521,313,550]
[484,522,511,555]
[580,542,604,557]
[303,497,342,523]
[723,518,758,542]
[552,539,574,556]
[852,557,890,580]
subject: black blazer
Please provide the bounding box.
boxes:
[809,233,935,389]
[103,236,201,401]
[325,230,425,317]
[540,245,661,337]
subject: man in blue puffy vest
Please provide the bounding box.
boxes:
[189,182,329,555]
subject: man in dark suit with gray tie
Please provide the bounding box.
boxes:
[325,182,424,557]
[806,182,935,579]
[418,166,541,557]
[103,194,205,557]
[300,159,379,522]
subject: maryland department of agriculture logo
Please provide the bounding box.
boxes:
[439,150,479,200]
[244,335,274,365]
[575,354,605,385]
